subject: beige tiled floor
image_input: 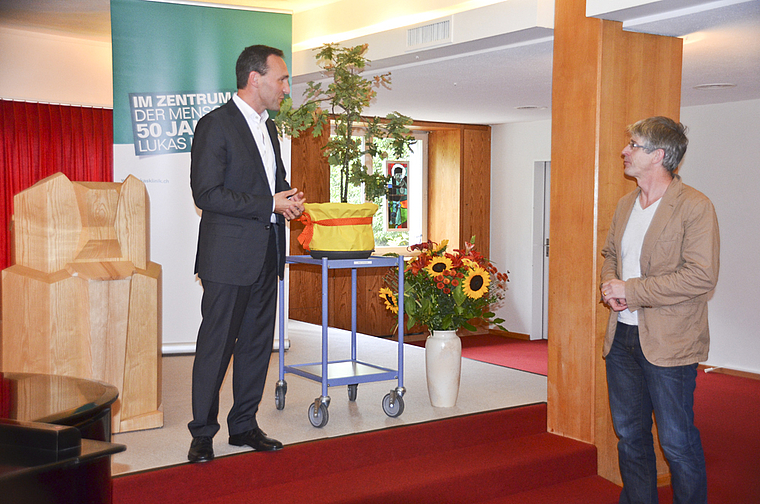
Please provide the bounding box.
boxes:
[111,321,547,475]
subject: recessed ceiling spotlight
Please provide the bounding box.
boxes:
[694,83,737,90]
[515,105,547,110]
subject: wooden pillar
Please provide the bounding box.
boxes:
[548,0,683,484]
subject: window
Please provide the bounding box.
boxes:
[329,129,427,252]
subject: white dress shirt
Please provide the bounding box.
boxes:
[232,93,277,220]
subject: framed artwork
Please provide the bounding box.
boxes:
[386,160,408,230]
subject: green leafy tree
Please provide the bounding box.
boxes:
[275,43,415,203]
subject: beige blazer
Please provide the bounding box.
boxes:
[601,175,720,366]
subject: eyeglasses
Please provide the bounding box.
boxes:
[628,140,650,150]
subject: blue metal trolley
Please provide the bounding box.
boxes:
[276,255,405,427]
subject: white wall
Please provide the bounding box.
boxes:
[489,101,759,374]
[0,26,112,107]
[680,99,760,374]
[490,119,552,337]
[3,26,756,373]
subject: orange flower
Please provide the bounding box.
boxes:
[382,239,509,333]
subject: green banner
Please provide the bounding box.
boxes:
[111,0,292,350]
[111,0,291,154]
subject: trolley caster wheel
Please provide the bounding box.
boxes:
[382,393,404,418]
[275,384,286,410]
[348,384,358,401]
[308,402,329,428]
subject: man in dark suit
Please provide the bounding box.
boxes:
[187,45,304,463]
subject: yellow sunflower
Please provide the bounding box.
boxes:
[378,287,398,314]
[425,256,453,277]
[462,266,491,299]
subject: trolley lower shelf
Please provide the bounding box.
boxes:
[276,255,406,428]
[285,360,398,385]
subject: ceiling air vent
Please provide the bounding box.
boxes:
[406,18,452,51]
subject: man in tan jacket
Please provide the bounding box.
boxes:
[600,116,719,504]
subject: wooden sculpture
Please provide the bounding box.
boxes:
[1,173,163,433]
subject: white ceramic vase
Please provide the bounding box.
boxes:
[424,329,462,407]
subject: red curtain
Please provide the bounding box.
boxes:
[0,99,113,271]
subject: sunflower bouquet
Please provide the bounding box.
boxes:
[379,239,509,332]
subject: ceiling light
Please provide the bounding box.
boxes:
[515,105,547,110]
[680,32,706,45]
[694,83,737,90]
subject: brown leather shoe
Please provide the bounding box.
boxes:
[188,436,214,463]
[229,428,283,452]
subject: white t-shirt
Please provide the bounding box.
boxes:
[618,195,661,326]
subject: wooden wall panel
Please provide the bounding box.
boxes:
[329,269,397,337]
[329,270,352,330]
[461,127,491,257]
[288,128,330,326]
[428,129,461,248]
[549,0,683,485]
[288,265,322,326]
[287,122,491,337]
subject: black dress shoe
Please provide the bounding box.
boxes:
[229,428,283,452]
[188,436,214,463]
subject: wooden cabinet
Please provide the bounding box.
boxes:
[288,121,491,336]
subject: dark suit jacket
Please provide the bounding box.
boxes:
[191,99,290,285]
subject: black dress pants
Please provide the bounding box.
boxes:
[188,228,277,438]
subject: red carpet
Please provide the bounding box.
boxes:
[652,370,760,503]
[692,371,760,503]
[410,334,760,503]
[113,336,759,504]
[113,404,622,504]
[461,334,548,375]
[409,334,549,375]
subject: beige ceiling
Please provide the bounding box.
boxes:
[1,0,758,124]
[0,0,339,36]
